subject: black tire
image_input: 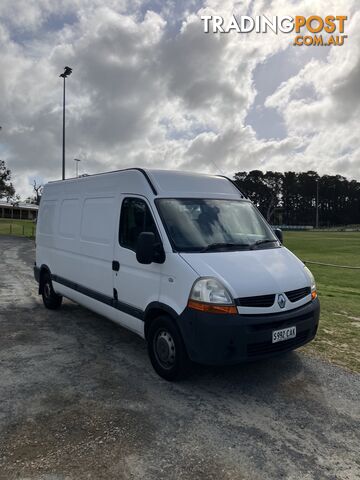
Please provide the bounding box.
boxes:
[41,272,63,310]
[147,315,191,381]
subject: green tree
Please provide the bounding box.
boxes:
[0,160,15,200]
[234,170,283,222]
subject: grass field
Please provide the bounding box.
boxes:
[0,218,36,237]
[285,231,360,373]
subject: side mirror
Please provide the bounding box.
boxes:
[274,228,283,244]
[136,232,155,264]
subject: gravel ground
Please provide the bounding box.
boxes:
[0,236,359,480]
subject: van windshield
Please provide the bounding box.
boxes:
[156,198,279,252]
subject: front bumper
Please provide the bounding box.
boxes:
[177,298,320,365]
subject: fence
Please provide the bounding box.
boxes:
[272,225,314,231]
[0,221,36,238]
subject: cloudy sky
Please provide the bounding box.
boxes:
[0,0,359,199]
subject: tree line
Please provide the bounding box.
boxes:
[234,170,360,226]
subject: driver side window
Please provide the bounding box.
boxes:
[119,198,159,251]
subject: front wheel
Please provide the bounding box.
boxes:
[147,316,191,381]
[42,272,63,310]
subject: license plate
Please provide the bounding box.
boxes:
[272,326,296,343]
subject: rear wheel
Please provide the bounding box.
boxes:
[147,315,191,381]
[42,272,62,310]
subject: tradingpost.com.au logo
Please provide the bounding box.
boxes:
[200,15,348,46]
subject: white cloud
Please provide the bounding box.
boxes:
[0,0,358,199]
[264,9,360,178]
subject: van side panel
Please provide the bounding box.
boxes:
[36,199,59,274]
[77,194,116,295]
[53,283,145,337]
[36,170,159,332]
[54,196,81,285]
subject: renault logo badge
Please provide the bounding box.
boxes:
[278,294,286,309]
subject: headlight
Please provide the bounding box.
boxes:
[188,278,237,314]
[190,277,233,304]
[304,266,317,299]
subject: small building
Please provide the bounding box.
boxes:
[0,201,38,220]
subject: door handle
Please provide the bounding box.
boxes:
[112,260,120,271]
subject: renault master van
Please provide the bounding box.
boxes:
[34,169,320,380]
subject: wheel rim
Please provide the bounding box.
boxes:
[44,282,51,299]
[154,329,176,369]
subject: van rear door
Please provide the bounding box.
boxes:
[113,196,163,334]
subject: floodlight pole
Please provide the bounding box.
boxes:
[59,67,72,180]
[62,76,66,180]
[315,179,319,229]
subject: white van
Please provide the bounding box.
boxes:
[34,169,320,380]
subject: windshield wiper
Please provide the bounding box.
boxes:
[250,239,278,249]
[201,242,251,252]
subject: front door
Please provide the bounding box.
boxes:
[113,196,163,336]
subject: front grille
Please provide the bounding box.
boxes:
[235,294,275,308]
[247,330,309,357]
[285,287,311,303]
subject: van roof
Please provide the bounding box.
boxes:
[147,169,245,198]
[48,168,245,198]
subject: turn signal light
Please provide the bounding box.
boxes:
[311,290,317,300]
[187,300,237,315]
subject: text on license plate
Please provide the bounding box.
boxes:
[272,326,296,343]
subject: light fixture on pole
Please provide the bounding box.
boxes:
[74,158,81,178]
[59,66,73,180]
